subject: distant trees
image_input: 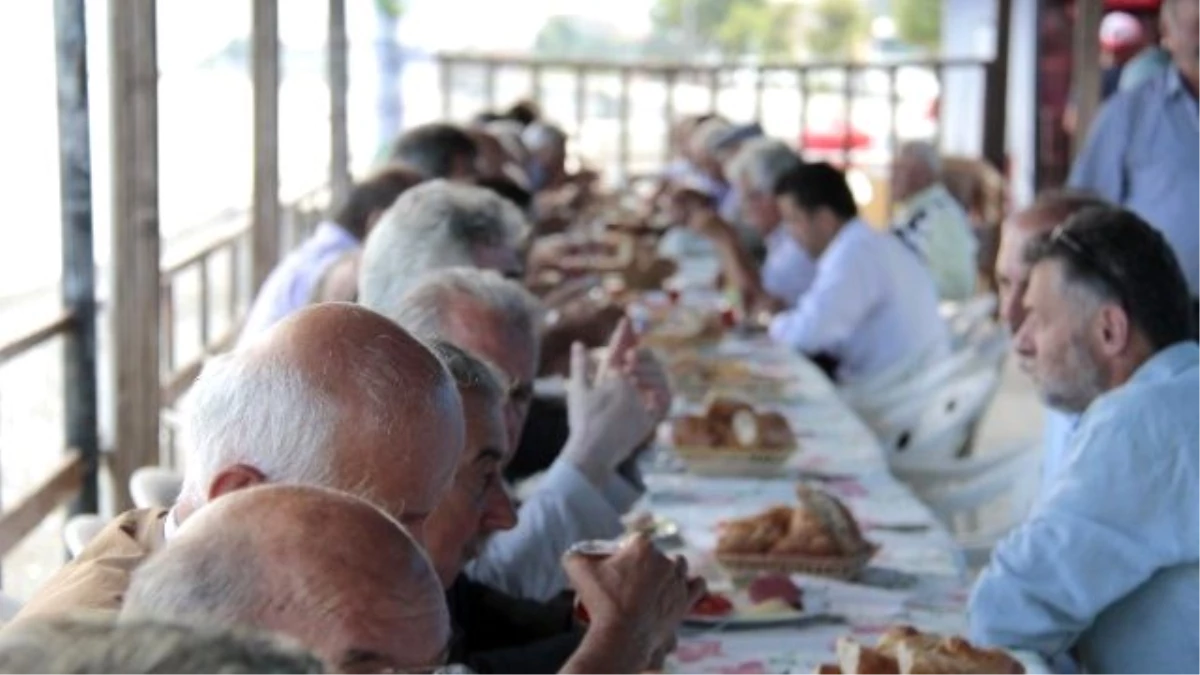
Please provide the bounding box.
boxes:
[892,0,942,52]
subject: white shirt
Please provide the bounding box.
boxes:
[892,183,978,302]
[761,226,815,307]
[769,219,950,382]
[465,460,641,601]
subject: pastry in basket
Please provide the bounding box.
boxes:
[668,354,789,400]
[669,396,797,453]
[716,486,872,560]
[639,306,723,349]
[818,625,1026,674]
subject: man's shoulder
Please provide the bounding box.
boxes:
[7,508,167,625]
[1082,352,1199,444]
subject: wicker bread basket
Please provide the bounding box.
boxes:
[673,444,795,477]
[716,542,880,580]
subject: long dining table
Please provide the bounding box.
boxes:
[629,243,1048,673]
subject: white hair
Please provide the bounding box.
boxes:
[690,118,733,158]
[0,616,322,674]
[725,137,803,194]
[358,180,529,317]
[520,122,567,153]
[385,268,543,358]
[899,140,942,175]
[427,338,508,405]
[178,351,337,509]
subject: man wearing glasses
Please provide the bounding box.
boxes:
[970,206,1198,674]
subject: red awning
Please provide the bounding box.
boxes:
[1104,0,1160,11]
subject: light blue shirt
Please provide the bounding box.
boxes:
[239,221,360,346]
[466,460,641,601]
[769,219,949,382]
[1068,67,1200,294]
[970,342,1200,674]
[1038,408,1079,504]
[1119,47,1172,93]
[761,227,815,307]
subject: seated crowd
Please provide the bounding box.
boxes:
[3,35,1198,671]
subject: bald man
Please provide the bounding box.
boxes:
[994,190,1111,502]
[123,484,450,673]
[9,303,464,625]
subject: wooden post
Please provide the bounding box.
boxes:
[1069,0,1103,158]
[54,0,99,516]
[328,0,351,205]
[252,0,281,291]
[108,0,160,511]
[982,0,1014,171]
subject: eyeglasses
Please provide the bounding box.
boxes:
[1049,223,1130,305]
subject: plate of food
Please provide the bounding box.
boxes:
[667,354,792,402]
[683,574,832,627]
[669,395,798,476]
[715,485,878,580]
[816,625,1027,674]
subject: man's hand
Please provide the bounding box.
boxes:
[562,536,705,673]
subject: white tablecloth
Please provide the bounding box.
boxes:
[639,333,1046,674]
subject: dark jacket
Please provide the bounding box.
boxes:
[446,575,583,674]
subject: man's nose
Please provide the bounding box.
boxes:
[483,482,518,532]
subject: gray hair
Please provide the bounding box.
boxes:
[358,180,529,317]
[690,118,733,157]
[386,268,543,357]
[899,140,942,174]
[426,339,507,406]
[725,137,803,194]
[521,122,567,153]
[0,615,322,674]
[178,351,337,509]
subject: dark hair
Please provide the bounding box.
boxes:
[477,176,533,212]
[772,161,858,220]
[1023,206,1194,350]
[504,99,541,127]
[331,164,426,239]
[472,111,504,126]
[390,123,478,179]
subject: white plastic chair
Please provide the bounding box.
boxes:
[895,441,1042,569]
[873,366,1003,465]
[63,514,108,558]
[130,466,184,510]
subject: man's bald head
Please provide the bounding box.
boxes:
[996,190,1111,333]
[125,485,450,672]
[179,303,465,535]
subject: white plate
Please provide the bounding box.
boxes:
[682,589,832,628]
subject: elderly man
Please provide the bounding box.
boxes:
[679,137,814,313]
[124,484,452,672]
[890,141,978,301]
[768,161,949,383]
[390,122,480,181]
[238,164,424,344]
[994,190,1111,501]
[1069,0,1200,298]
[10,304,464,624]
[970,206,1198,674]
[381,268,669,602]
[424,340,690,673]
[0,616,322,674]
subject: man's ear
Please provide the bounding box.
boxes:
[206,464,268,502]
[1094,303,1132,358]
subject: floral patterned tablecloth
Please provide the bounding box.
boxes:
[641,335,1047,674]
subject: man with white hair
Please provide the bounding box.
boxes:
[359,179,528,316]
[9,303,466,624]
[890,140,978,301]
[678,137,814,313]
[124,484,453,673]
[383,268,671,602]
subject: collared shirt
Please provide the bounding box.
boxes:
[761,226,815,307]
[1119,46,1172,92]
[1068,67,1200,294]
[238,221,361,346]
[768,219,950,382]
[891,183,978,302]
[969,342,1200,674]
[465,460,642,602]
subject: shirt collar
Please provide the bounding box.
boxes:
[1128,341,1199,386]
